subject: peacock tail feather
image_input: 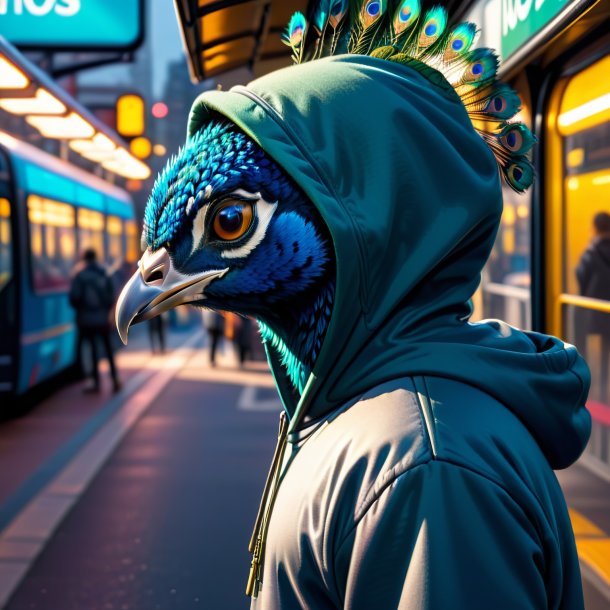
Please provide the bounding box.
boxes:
[282,0,535,193]
[282,12,308,64]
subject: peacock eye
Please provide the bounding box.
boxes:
[212,200,254,241]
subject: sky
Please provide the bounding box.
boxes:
[79,0,186,99]
[150,0,185,97]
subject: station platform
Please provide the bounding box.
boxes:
[0,326,608,609]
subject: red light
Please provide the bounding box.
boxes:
[151,102,169,119]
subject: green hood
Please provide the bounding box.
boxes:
[188,55,590,469]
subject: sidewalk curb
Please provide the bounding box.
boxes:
[0,331,203,609]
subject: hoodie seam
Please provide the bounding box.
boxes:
[333,458,548,579]
[414,375,439,459]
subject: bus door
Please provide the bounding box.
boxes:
[547,54,610,472]
[0,148,17,394]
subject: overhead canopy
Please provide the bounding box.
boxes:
[174,0,308,82]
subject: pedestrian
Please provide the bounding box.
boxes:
[148,315,166,354]
[576,211,610,401]
[234,316,253,366]
[203,310,224,366]
[69,248,121,393]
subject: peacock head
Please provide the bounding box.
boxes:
[116,117,334,346]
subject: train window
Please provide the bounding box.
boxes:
[106,215,123,267]
[27,195,76,292]
[549,53,610,438]
[0,197,11,291]
[125,220,139,264]
[77,208,105,260]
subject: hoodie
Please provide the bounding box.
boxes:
[189,55,591,609]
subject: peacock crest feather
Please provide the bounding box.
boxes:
[281,0,535,192]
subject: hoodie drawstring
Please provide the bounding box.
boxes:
[246,412,288,597]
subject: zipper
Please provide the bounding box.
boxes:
[246,411,288,597]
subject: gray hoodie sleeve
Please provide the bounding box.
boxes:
[333,460,550,610]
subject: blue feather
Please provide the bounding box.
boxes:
[329,0,348,28]
[313,0,330,32]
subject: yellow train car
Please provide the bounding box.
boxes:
[462,0,610,476]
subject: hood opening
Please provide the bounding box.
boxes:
[188,54,590,468]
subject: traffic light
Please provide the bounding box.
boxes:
[116,94,145,137]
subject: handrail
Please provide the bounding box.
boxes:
[558,293,610,314]
[483,282,530,300]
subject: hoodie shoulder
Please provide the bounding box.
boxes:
[421,375,569,515]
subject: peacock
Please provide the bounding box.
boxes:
[117,0,533,404]
[115,0,548,602]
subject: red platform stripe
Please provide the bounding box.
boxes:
[587,400,610,427]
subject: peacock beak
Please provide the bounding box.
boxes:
[115,247,228,345]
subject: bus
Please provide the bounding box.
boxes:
[0,130,138,403]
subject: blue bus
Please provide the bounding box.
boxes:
[0,130,138,402]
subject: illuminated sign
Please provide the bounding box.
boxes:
[0,0,143,50]
[501,0,569,59]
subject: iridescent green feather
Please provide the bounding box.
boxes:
[329,0,349,28]
[393,0,419,35]
[444,22,476,62]
[465,82,521,120]
[502,156,534,193]
[313,0,330,32]
[282,12,307,64]
[282,0,536,193]
[415,6,448,58]
[391,0,420,49]
[349,0,388,55]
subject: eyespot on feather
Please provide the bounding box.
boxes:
[393,0,420,36]
[361,0,387,28]
[444,22,476,61]
[328,0,348,28]
[460,48,498,86]
[482,84,521,120]
[502,157,534,193]
[498,123,535,155]
[417,6,447,49]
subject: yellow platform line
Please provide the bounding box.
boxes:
[569,509,610,588]
[569,509,606,538]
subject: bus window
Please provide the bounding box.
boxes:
[27,195,76,292]
[77,208,105,260]
[106,215,123,268]
[125,220,139,264]
[0,197,11,291]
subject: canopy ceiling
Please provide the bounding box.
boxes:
[174,0,308,82]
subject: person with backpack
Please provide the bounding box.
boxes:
[577,211,610,403]
[69,248,121,393]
